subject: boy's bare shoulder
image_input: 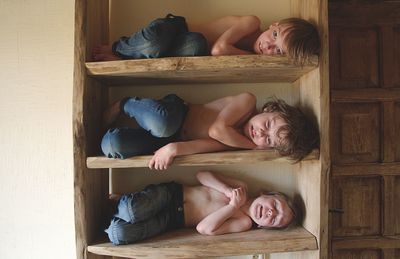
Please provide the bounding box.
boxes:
[188,16,261,44]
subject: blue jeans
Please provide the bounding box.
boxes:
[101,94,188,159]
[112,14,208,59]
[105,182,184,245]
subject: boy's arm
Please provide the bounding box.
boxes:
[149,139,232,170]
[208,92,257,149]
[210,16,260,56]
[196,171,248,198]
[196,188,252,235]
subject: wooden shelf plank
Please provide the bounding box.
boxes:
[85,55,318,85]
[87,149,319,169]
[88,227,318,258]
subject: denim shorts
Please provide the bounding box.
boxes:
[101,94,188,159]
[112,13,208,59]
[105,182,184,245]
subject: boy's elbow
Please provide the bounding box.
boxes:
[196,171,211,181]
[211,44,227,56]
[208,124,223,140]
[196,224,217,236]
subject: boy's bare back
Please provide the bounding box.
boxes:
[188,16,262,54]
[180,94,256,141]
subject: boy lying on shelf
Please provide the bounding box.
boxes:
[105,171,298,245]
[93,14,320,65]
[101,92,319,170]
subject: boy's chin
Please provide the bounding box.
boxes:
[254,145,271,150]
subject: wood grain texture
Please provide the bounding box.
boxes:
[74,1,109,259]
[86,149,320,169]
[293,1,331,259]
[88,227,318,258]
[85,55,318,85]
[332,237,400,250]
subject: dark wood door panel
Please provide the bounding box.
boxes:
[395,102,400,161]
[382,25,400,88]
[330,26,379,89]
[392,176,400,235]
[333,249,382,259]
[332,176,382,237]
[332,102,381,163]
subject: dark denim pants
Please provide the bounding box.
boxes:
[105,182,184,245]
[101,94,188,159]
[112,14,208,59]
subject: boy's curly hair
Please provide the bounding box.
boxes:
[262,98,319,162]
[279,18,321,66]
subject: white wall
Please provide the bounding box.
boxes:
[0,1,76,259]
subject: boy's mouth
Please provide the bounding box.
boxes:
[257,205,263,219]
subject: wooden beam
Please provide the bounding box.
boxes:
[88,227,318,258]
[331,89,400,102]
[85,55,318,85]
[87,149,320,169]
[332,163,400,176]
[332,236,400,250]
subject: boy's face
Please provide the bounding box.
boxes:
[253,22,289,56]
[249,194,293,228]
[243,112,287,149]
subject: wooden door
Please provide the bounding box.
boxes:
[329,1,400,258]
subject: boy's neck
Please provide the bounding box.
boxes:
[240,198,254,217]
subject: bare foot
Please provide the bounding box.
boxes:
[109,193,122,201]
[92,45,122,61]
[103,99,123,127]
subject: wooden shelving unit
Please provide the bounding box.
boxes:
[87,149,320,169]
[74,1,329,259]
[88,227,318,258]
[85,55,318,85]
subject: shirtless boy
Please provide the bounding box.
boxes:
[106,171,296,245]
[93,14,320,65]
[101,92,319,169]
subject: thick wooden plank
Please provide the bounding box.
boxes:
[332,163,400,176]
[88,227,318,258]
[74,1,110,259]
[331,89,400,102]
[85,55,318,85]
[87,149,320,169]
[332,236,400,250]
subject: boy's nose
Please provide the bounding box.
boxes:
[256,129,265,137]
[267,208,276,217]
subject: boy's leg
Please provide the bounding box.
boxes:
[112,182,180,223]
[112,14,188,59]
[101,127,175,159]
[169,32,209,57]
[121,94,188,138]
[105,182,184,245]
[105,210,174,245]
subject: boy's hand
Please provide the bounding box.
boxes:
[148,143,177,170]
[228,187,247,208]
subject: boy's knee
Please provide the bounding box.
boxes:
[101,128,129,159]
[106,218,137,245]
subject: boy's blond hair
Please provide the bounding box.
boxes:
[258,191,301,229]
[279,18,321,65]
